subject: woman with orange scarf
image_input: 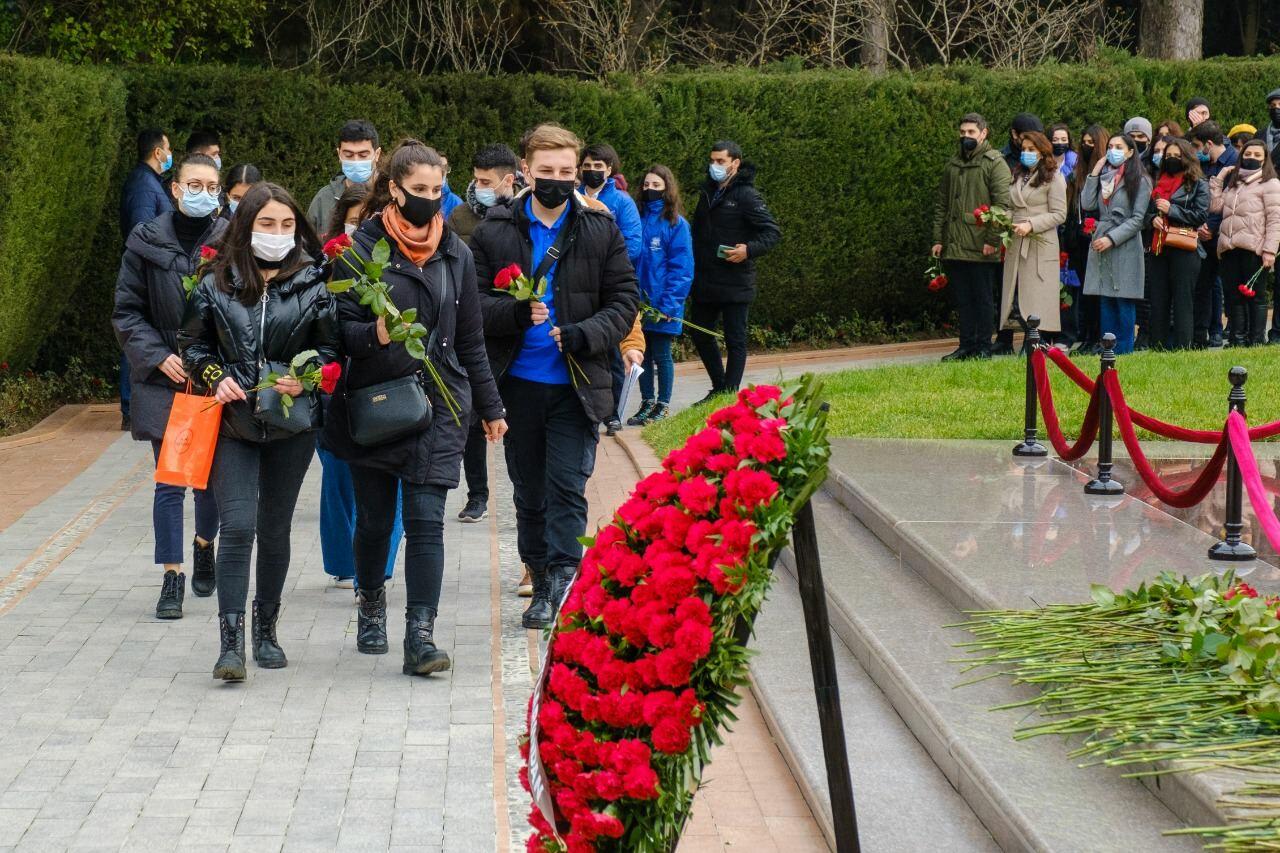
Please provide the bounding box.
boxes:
[320,140,508,677]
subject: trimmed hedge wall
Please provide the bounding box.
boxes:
[0,56,124,370]
[28,53,1280,375]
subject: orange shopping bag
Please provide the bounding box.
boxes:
[155,383,223,490]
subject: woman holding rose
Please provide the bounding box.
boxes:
[179,183,340,682]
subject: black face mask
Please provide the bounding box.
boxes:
[533,178,575,210]
[959,137,979,155]
[640,188,663,204]
[1242,158,1266,172]
[1052,143,1070,157]
[1271,107,1280,128]
[1081,144,1095,161]
[581,169,607,190]
[397,187,441,227]
[1163,158,1186,175]
[1134,139,1149,154]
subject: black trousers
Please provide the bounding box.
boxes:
[1145,247,1200,350]
[945,260,997,354]
[1221,248,1268,345]
[608,348,625,423]
[350,466,449,612]
[462,414,488,503]
[501,377,598,571]
[208,431,315,614]
[689,301,750,392]
[1193,249,1221,344]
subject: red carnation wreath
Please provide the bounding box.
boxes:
[521,376,830,852]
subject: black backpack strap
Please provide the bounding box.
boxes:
[532,210,580,282]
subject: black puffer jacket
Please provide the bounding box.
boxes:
[320,215,504,486]
[690,163,782,304]
[178,260,340,444]
[472,193,640,424]
[112,211,228,441]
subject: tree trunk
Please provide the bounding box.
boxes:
[1238,0,1260,55]
[1140,0,1204,60]
[859,0,891,73]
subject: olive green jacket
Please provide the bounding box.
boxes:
[932,142,1013,263]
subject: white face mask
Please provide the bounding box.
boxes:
[251,231,296,263]
[344,222,358,237]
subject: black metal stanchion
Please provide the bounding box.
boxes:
[1012,315,1049,458]
[1085,333,1124,496]
[1210,366,1257,562]
[791,500,861,853]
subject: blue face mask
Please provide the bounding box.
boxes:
[342,159,373,184]
[709,163,729,182]
[1106,149,1127,167]
[475,187,498,208]
[212,155,222,171]
[160,151,173,172]
[180,188,218,218]
[228,199,239,214]
[1197,150,1211,163]
[1020,151,1040,169]
[1152,153,1163,169]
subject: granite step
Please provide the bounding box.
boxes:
[778,487,1201,852]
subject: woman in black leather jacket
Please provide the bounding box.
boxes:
[179,182,339,682]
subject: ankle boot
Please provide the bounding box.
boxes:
[190,538,215,597]
[357,587,389,654]
[546,564,577,623]
[252,600,287,669]
[627,400,656,427]
[646,402,669,423]
[403,607,450,675]
[213,612,246,682]
[521,565,553,629]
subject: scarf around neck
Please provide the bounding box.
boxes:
[382,205,443,267]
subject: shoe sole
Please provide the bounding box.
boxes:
[213,666,245,681]
[457,513,487,523]
[156,610,183,620]
[191,584,214,598]
[516,586,533,597]
[522,616,552,629]
[403,657,451,675]
[357,643,389,655]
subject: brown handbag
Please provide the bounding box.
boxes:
[1161,215,1200,252]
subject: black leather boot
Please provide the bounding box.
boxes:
[546,564,577,624]
[252,600,287,669]
[156,571,185,619]
[357,587,389,654]
[403,607,450,675]
[213,612,246,682]
[521,565,553,629]
[191,538,215,597]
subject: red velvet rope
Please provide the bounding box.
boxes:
[1227,411,1280,554]
[1103,370,1229,507]
[1031,349,1099,461]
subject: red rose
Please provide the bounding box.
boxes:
[199,245,218,262]
[1239,284,1257,299]
[676,476,718,515]
[319,361,342,394]
[1083,217,1097,235]
[322,233,352,260]
[741,385,782,409]
[1059,251,1069,268]
[652,718,692,754]
[622,764,659,799]
[724,468,780,512]
[927,275,948,292]
[494,263,523,289]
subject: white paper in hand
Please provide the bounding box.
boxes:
[615,363,644,424]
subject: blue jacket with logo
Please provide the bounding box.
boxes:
[637,201,694,335]
[592,178,643,265]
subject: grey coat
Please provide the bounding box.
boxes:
[1082,169,1152,301]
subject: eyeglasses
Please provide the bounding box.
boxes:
[183,181,221,195]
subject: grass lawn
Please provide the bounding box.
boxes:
[643,347,1280,457]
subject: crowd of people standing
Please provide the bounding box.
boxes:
[111,119,780,682]
[933,91,1280,358]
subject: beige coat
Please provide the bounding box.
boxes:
[1001,171,1067,332]
[1209,170,1280,258]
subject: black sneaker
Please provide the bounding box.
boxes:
[120,414,131,432]
[191,538,215,597]
[694,389,724,407]
[156,571,185,620]
[627,401,656,427]
[604,418,622,437]
[1209,333,1225,348]
[457,498,487,523]
[940,348,970,362]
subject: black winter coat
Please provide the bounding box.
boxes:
[112,211,228,441]
[178,261,340,444]
[690,163,781,304]
[320,216,504,487]
[472,194,640,424]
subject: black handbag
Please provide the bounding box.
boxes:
[345,369,432,447]
[254,360,315,434]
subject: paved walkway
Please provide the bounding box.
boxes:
[0,341,917,852]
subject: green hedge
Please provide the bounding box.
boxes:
[29,53,1280,376]
[0,56,124,370]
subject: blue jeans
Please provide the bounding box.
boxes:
[1100,296,1137,355]
[317,444,400,580]
[120,353,132,418]
[150,441,218,566]
[639,331,675,405]
[350,468,446,611]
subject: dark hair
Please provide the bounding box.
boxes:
[225,163,262,191]
[1071,124,1109,205]
[635,164,684,224]
[711,139,743,160]
[366,139,445,216]
[338,119,379,149]
[1047,123,1072,147]
[1014,131,1057,188]
[208,183,319,305]
[1110,134,1146,202]
[1155,119,1183,139]
[136,128,167,163]
[959,113,987,131]
[1010,112,1044,135]
[1186,97,1211,118]
[326,183,371,240]
[1160,137,1204,187]
[581,143,619,170]
[1231,131,1254,148]
[1225,138,1280,189]
[473,143,518,175]
[1191,121,1225,147]
[186,129,220,154]
[173,153,219,184]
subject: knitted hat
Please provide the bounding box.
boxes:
[1186,97,1211,116]
[1010,112,1044,135]
[1123,117,1153,138]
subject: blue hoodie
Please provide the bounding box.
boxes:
[441,180,464,219]
[637,200,694,335]
[588,178,643,265]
